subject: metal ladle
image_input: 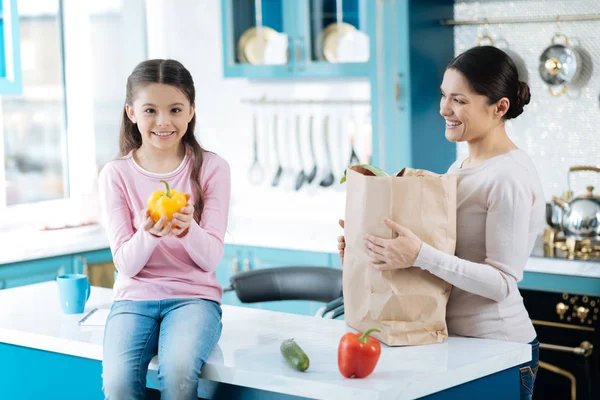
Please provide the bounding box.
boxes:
[319,115,335,188]
[248,113,265,185]
[271,114,283,187]
[294,115,306,191]
[306,114,318,184]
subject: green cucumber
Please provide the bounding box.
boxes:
[280,339,310,372]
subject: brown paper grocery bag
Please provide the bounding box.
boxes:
[343,166,457,346]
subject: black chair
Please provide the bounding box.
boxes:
[223,266,345,318]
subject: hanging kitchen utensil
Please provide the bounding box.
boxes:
[550,166,600,239]
[281,114,297,190]
[319,115,335,188]
[477,34,529,83]
[271,114,283,187]
[248,113,265,185]
[294,115,306,191]
[306,115,318,184]
[362,112,372,165]
[539,33,581,97]
[348,133,360,166]
[475,34,494,47]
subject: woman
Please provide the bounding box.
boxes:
[337,46,544,399]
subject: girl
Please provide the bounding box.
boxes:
[337,46,544,400]
[99,59,230,399]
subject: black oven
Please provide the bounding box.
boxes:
[521,289,600,400]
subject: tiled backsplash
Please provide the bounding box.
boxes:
[454,0,600,200]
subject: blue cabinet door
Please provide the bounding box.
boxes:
[290,0,370,79]
[0,0,22,94]
[369,0,455,174]
[222,0,370,79]
[222,0,295,78]
[0,256,72,289]
[72,248,114,275]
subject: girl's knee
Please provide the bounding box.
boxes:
[158,359,204,393]
[102,368,145,399]
[102,356,147,399]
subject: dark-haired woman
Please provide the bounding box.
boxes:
[338,46,544,399]
[99,59,230,399]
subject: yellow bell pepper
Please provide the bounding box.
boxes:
[147,180,187,223]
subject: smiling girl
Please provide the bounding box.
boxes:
[99,59,230,399]
[338,46,545,399]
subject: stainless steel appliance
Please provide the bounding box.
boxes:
[525,165,600,399]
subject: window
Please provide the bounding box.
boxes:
[0,0,147,228]
[1,0,66,207]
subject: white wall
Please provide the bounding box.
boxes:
[144,0,370,252]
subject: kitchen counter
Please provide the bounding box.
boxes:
[1,225,599,280]
[0,218,340,265]
[0,282,530,400]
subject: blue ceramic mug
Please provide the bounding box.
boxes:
[56,274,91,314]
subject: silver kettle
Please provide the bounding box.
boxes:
[551,166,600,240]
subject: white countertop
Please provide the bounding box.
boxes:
[0,282,530,400]
[1,224,599,280]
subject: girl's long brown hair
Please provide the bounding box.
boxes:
[119,59,205,223]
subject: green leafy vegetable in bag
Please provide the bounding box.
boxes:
[340,164,389,184]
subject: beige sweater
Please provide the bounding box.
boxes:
[414,149,545,343]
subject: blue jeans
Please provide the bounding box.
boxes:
[519,338,540,400]
[102,298,222,400]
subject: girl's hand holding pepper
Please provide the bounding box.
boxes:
[170,195,194,237]
[146,180,193,237]
[143,210,172,237]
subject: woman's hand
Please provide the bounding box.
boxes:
[364,218,423,271]
[337,219,345,264]
[143,209,172,237]
[171,194,194,237]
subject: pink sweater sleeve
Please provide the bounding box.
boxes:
[98,165,162,278]
[179,158,231,272]
[414,175,534,302]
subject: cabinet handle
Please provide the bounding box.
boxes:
[396,73,405,110]
[287,36,293,71]
[540,341,594,357]
[78,256,89,276]
[231,253,240,273]
[0,279,6,290]
[295,37,305,71]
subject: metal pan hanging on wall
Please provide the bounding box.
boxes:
[475,34,529,83]
[538,33,581,97]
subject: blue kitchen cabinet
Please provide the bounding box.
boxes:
[0,244,336,317]
[222,0,369,79]
[72,248,114,275]
[368,0,455,174]
[0,0,22,94]
[520,271,600,297]
[0,256,72,290]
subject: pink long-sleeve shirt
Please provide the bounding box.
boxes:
[98,149,231,302]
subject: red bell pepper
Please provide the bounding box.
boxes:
[337,328,381,378]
